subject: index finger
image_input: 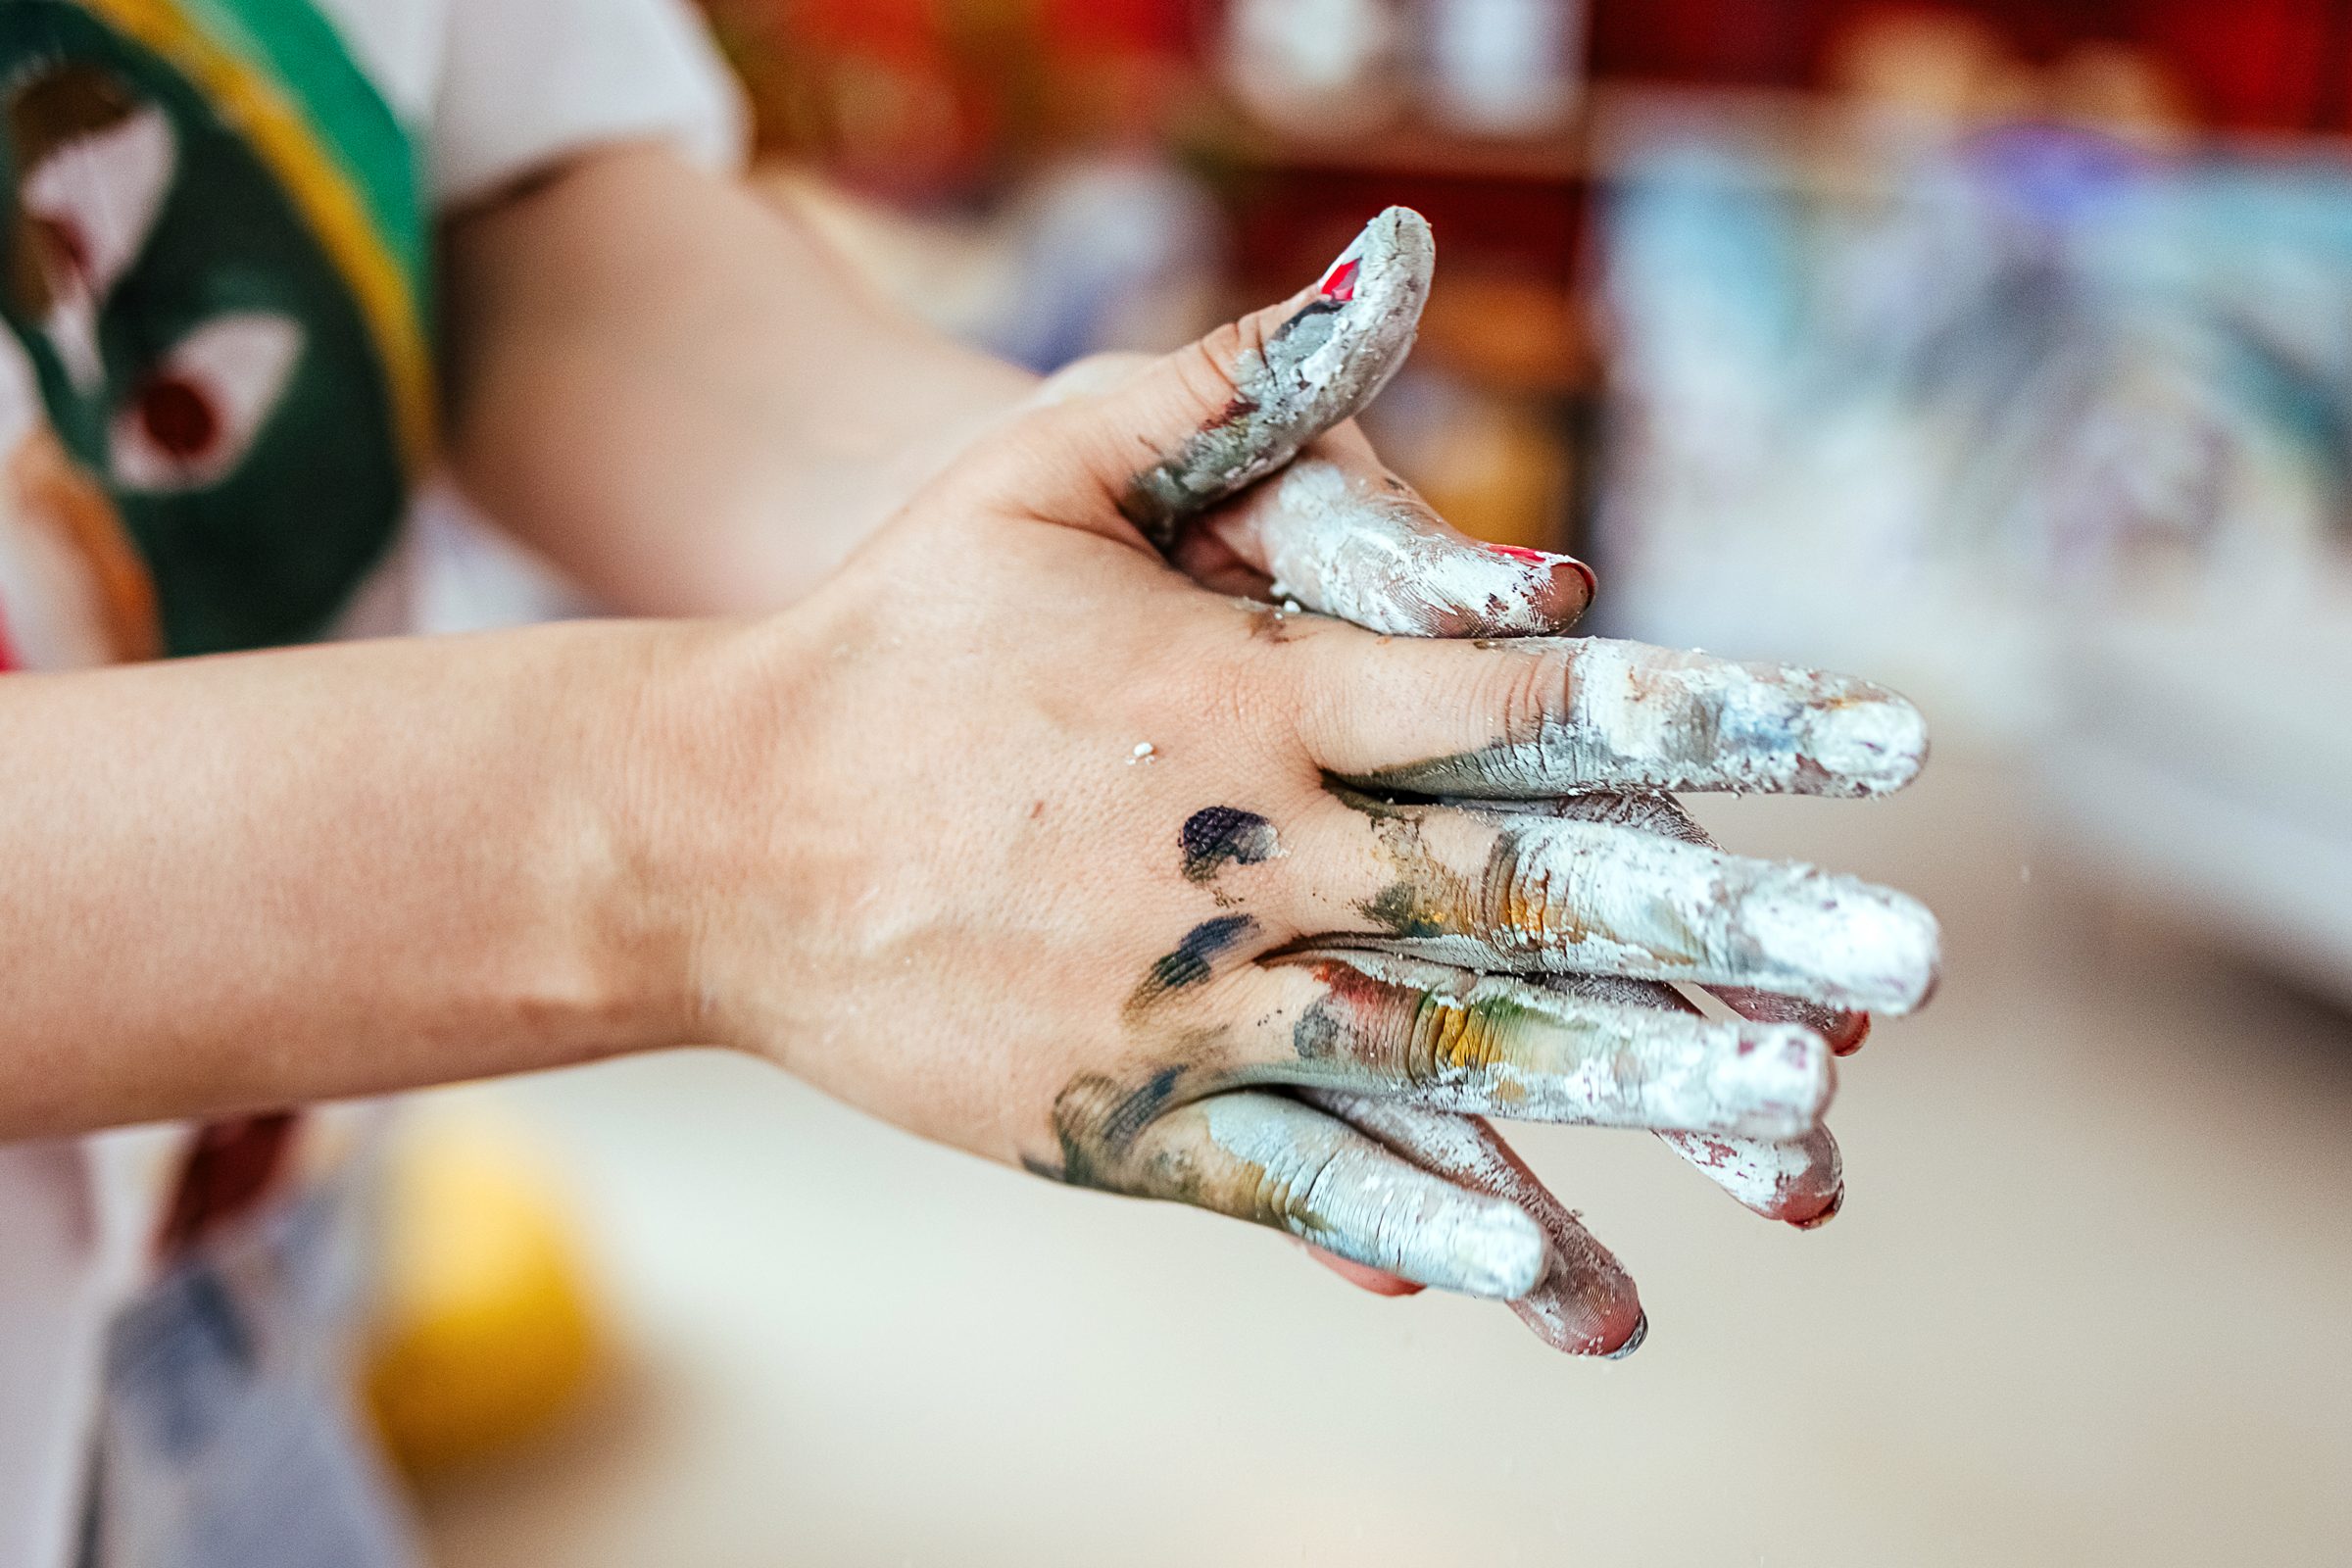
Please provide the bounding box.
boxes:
[1297,633,1930,799]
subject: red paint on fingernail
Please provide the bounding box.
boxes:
[1828,1012,1872,1056]
[1489,545,1597,619]
[1318,258,1360,302]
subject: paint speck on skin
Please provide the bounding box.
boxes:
[1179,807,1282,883]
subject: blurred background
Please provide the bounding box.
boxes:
[379,3,2352,1562]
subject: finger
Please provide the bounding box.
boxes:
[1221,952,1833,1139]
[1296,634,1930,799]
[1545,973,1846,1226]
[1303,1090,1646,1356]
[1716,985,1871,1056]
[1055,1084,1546,1298]
[1194,445,1594,636]
[1035,349,1596,632]
[1296,796,1941,1014]
[1485,792,1878,1048]
[1019,208,1432,554]
[1661,1124,1844,1228]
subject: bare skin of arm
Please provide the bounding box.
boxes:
[438,144,1038,615]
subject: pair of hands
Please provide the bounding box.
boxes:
[657,210,1938,1355]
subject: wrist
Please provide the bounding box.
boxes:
[574,611,827,1058]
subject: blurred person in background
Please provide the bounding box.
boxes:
[0,1,1937,1563]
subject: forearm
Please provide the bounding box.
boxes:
[442,145,1037,615]
[0,621,711,1138]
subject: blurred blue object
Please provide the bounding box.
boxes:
[988,156,1226,373]
[1594,104,2352,620]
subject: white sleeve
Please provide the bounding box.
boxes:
[425,0,748,210]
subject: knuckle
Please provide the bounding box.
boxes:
[1165,332,1248,422]
[1484,642,1574,745]
[1254,1145,1343,1230]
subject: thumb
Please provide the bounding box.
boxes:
[1027,208,1433,554]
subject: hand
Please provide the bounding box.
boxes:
[1014,211,1925,1351]
[644,214,1940,1355]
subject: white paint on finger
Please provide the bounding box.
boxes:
[1250,459,1577,636]
[1200,1094,1545,1298]
[1293,952,1834,1138]
[1125,208,1432,545]
[1657,1129,1840,1220]
[1367,638,1931,799]
[1306,1091,1642,1354]
[1373,816,1941,1013]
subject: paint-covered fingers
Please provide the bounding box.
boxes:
[1544,974,1846,1227]
[1054,1084,1546,1298]
[1507,793,1877,1051]
[1300,635,1929,800]
[1039,207,1431,556]
[1190,449,1594,636]
[1302,799,1940,1013]
[1302,1091,1645,1355]
[1237,952,1833,1138]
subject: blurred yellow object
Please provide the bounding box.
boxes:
[365,1114,604,1480]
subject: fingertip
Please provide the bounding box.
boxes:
[1509,1263,1645,1356]
[1788,1184,1845,1231]
[1467,1203,1551,1300]
[1808,686,1930,797]
[1826,1010,1872,1056]
[1716,989,1869,1057]
[1558,555,1598,621]
[1879,895,1944,1014]
[1482,544,1596,631]
[1600,1310,1649,1359]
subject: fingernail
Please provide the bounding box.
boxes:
[1790,1185,1845,1230]
[1274,207,1432,347]
[1827,1011,1872,1056]
[1479,545,1596,628]
[1601,1309,1649,1359]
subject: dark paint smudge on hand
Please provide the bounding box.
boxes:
[1179,807,1280,883]
[1129,914,1257,1012]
